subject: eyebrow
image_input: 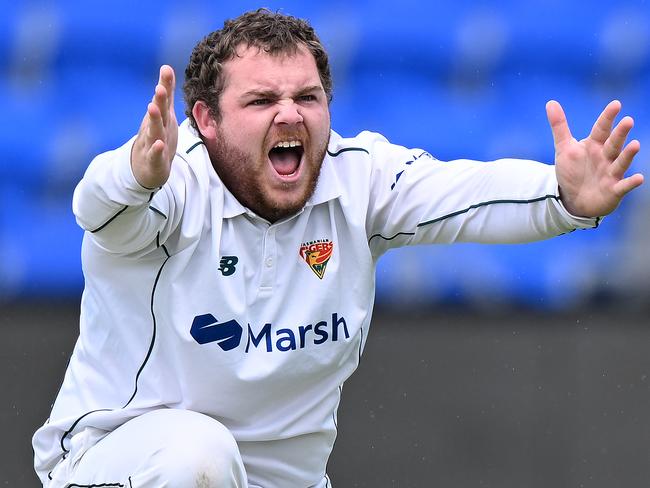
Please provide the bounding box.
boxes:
[240,85,324,99]
[240,89,276,99]
[295,85,324,96]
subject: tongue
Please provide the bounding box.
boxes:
[269,148,300,176]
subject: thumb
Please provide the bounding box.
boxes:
[546,100,573,149]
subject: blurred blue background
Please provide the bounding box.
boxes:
[1,0,648,309]
[2,3,650,486]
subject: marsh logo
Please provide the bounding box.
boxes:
[190,314,242,351]
[190,313,349,353]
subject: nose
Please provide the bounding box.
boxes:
[274,99,303,125]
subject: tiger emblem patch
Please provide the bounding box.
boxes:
[299,239,334,279]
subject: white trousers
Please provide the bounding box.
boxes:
[49,409,248,488]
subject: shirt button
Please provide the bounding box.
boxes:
[265,257,273,267]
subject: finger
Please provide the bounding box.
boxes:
[147,139,166,166]
[603,115,634,161]
[145,101,165,147]
[159,65,176,115]
[589,100,621,144]
[153,84,169,127]
[610,139,640,179]
[613,173,644,198]
[546,100,574,148]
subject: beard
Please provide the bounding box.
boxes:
[205,126,330,223]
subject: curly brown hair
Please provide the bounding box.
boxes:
[183,8,333,131]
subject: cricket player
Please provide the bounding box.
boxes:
[33,8,643,488]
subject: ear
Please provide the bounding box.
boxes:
[192,101,218,139]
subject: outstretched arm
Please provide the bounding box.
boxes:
[131,65,178,189]
[73,65,182,253]
[547,100,644,217]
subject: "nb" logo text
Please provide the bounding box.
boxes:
[218,256,239,276]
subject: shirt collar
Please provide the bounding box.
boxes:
[304,132,343,207]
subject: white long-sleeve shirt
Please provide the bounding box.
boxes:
[33,120,597,487]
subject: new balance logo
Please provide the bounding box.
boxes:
[218,256,239,276]
[190,313,350,353]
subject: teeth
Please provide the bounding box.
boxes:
[274,140,302,148]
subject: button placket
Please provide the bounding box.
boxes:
[260,227,277,289]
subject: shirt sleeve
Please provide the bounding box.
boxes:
[72,136,189,255]
[363,132,599,257]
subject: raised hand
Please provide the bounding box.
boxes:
[131,65,178,189]
[547,100,644,217]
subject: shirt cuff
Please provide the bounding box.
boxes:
[554,191,602,229]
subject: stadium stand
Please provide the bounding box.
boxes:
[1,0,648,307]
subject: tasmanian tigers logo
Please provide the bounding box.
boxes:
[299,239,334,279]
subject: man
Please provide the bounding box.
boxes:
[33,8,643,488]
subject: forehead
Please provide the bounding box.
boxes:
[222,44,322,94]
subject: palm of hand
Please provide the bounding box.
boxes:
[548,100,643,217]
[131,65,178,190]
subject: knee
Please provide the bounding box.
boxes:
[150,410,246,487]
[163,453,242,488]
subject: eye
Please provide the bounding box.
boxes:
[250,98,271,106]
[297,94,317,102]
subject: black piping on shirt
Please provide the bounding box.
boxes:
[58,253,171,459]
[67,483,125,487]
[122,251,171,408]
[90,205,129,233]
[368,194,578,243]
[149,206,167,219]
[416,194,560,228]
[327,146,369,158]
[186,141,205,154]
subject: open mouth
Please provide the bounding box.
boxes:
[268,140,304,178]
